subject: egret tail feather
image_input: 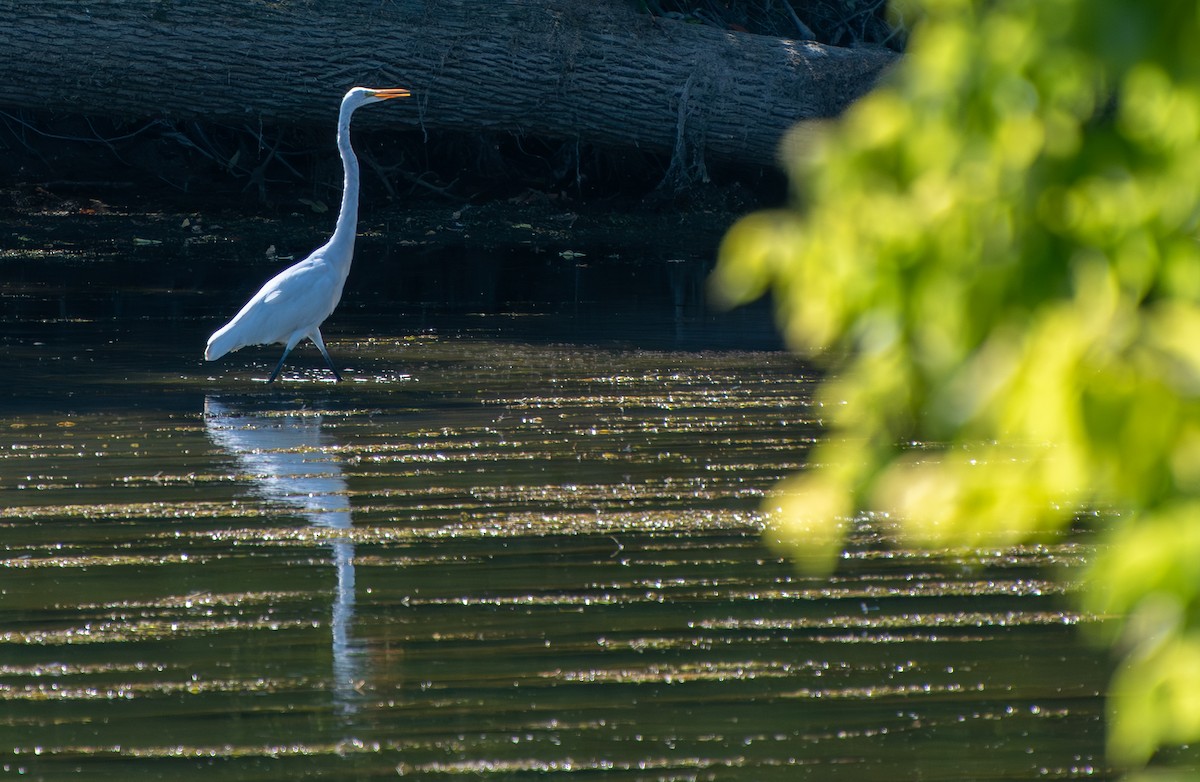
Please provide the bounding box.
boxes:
[205,325,239,362]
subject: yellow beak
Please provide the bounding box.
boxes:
[371,88,412,100]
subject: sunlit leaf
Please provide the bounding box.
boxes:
[716,0,1200,770]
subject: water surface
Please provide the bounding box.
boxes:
[1,238,1109,779]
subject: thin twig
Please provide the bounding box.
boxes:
[782,1,817,40]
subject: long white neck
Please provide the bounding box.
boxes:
[327,101,360,268]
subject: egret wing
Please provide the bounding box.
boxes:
[205,258,340,359]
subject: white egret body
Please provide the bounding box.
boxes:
[205,86,410,382]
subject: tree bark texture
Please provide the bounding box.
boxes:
[0,0,897,169]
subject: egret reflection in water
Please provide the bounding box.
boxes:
[203,396,362,714]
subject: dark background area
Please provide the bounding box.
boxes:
[0,0,901,221]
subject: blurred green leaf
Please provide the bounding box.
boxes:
[712,0,1200,771]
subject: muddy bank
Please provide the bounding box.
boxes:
[0,179,762,267]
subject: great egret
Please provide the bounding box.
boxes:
[204,86,411,382]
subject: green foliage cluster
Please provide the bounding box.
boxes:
[712,0,1200,770]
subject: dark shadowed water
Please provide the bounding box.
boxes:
[1,228,1110,779]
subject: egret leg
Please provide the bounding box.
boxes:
[310,329,344,382]
[267,345,294,383]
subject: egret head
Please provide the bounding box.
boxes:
[342,86,412,112]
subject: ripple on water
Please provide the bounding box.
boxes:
[0,340,1111,779]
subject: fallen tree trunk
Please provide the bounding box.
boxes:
[0,0,897,170]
